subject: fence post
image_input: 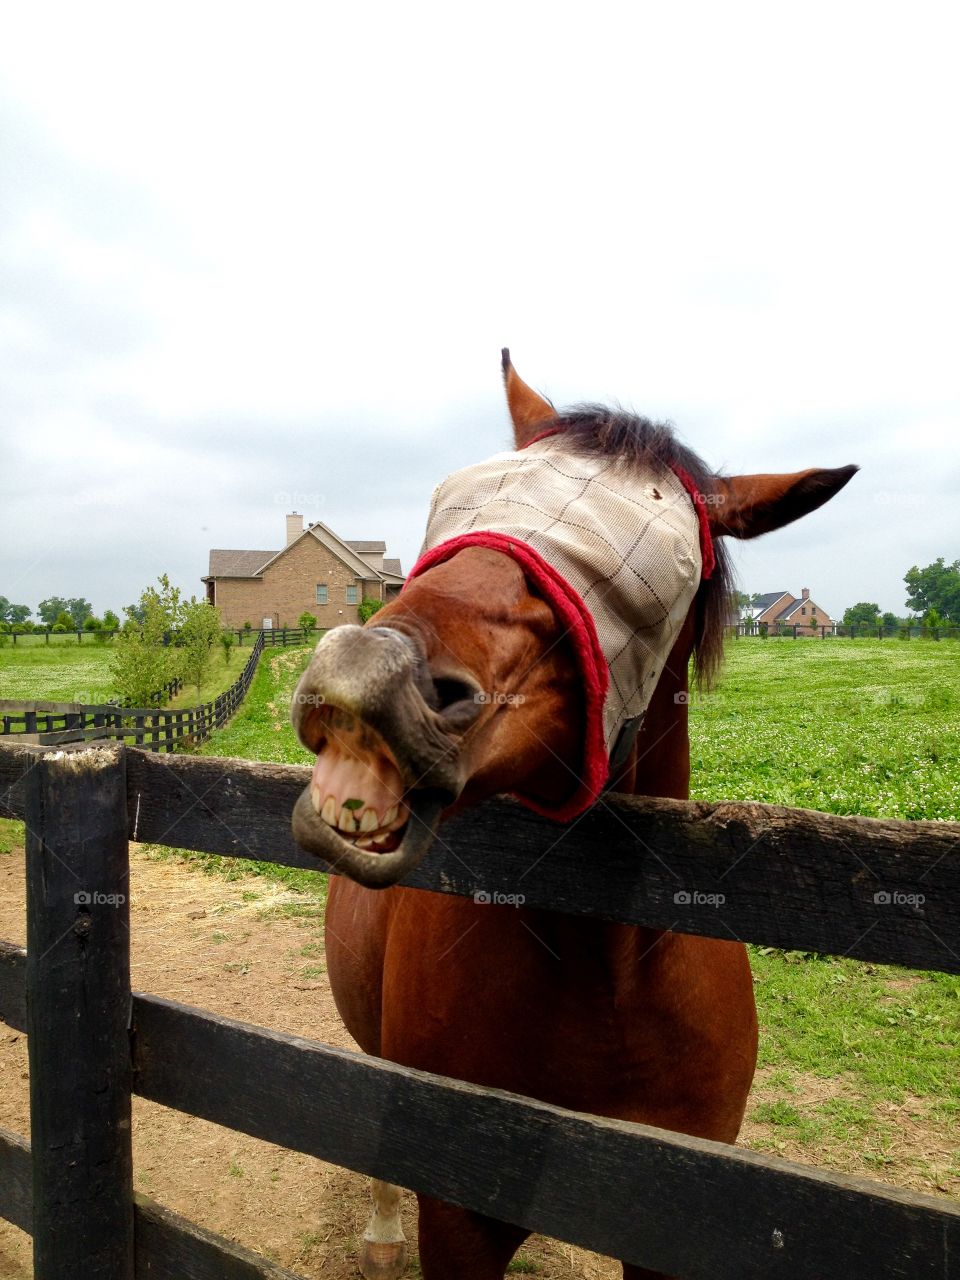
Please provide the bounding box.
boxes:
[25,742,134,1279]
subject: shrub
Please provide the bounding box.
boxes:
[357,598,385,625]
[51,623,68,634]
[84,615,102,632]
[242,620,252,631]
[54,610,73,630]
[220,631,235,665]
[298,612,317,631]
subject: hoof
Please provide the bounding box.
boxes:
[360,1239,407,1280]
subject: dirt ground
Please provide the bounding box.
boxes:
[0,847,954,1278]
[0,849,621,1279]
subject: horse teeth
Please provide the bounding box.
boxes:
[382,804,399,827]
[359,808,379,833]
[338,806,359,833]
[321,796,337,825]
[356,836,376,850]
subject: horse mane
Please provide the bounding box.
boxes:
[552,404,733,691]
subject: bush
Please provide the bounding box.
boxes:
[84,615,102,632]
[51,623,68,634]
[12,623,30,635]
[220,631,235,665]
[357,598,385,625]
[298,612,317,631]
[242,620,252,631]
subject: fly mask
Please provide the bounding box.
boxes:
[405,432,712,819]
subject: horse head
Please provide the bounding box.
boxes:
[291,352,856,886]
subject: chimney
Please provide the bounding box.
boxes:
[286,512,304,546]
[801,587,810,601]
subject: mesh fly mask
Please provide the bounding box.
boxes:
[406,432,712,820]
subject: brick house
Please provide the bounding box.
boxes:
[203,513,405,629]
[749,588,833,636]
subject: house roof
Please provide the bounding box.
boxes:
[779,599,825,621]
[207,525,404,582]
[752,591,792,612]
[208,549,276,578]
[346,540,387,554]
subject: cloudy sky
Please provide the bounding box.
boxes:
[1,2,957,622]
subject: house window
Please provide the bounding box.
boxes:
[346,584,359,605]
[316,584,328,605]
[801,606,806,615]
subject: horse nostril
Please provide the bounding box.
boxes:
[430,674,484,730]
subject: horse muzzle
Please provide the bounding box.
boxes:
[290,624,477,888]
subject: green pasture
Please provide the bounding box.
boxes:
[0,642,117,702]
[0,631,262,706]
[689,635,960,821]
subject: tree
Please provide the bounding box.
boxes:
[298,612,317,632]
[904,559,960,623]
[67,598,93,629]
[220,630,235,666]
[881,612,898,631]
[36,597,92,628]
[83,615,102,632]
[111,576,183,706]
[37,597,71,627]
[179,599,223,700]
[0,597,31,624]
[54,610,74,630]
[843,602,881,631]
[358,598,385,624]
[102,610,120,632]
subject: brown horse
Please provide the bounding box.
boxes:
[290,354,856,1280]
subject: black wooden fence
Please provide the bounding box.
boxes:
[0,632,268,752]
[0,741,957,1279]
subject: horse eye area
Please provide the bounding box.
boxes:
[307,706,409,852]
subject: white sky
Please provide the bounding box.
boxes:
[1,1,957,621]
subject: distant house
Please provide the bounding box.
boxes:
[749,588,833,636]
[203,513,405,630]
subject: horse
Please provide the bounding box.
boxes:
[290,352,857,1280]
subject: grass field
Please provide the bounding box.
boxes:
[0,633,261,706]
[689,636,960,820]
[0,642,117,702]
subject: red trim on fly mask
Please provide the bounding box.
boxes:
[667,464,715,579]
[404,532,610,822]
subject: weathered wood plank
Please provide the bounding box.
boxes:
[0,940,26,1032]
[0,1126,31,1233]
[26,743,135,1279]
[122,749,960,972]
[134,1196,308,1280]
[0,1127,306,1279]
[132,994,960,1279]
[2,742,958,971]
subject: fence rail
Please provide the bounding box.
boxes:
[728,621,960,639]
[0,631,268,751]
[0,741,957,1278]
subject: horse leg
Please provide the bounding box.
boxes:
[359,1178,408,1280]
[416,1195,531,1280]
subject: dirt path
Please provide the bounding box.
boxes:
[0,850,617,1279]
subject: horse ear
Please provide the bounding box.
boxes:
[708,465,858,538]
[502,349,556,447]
